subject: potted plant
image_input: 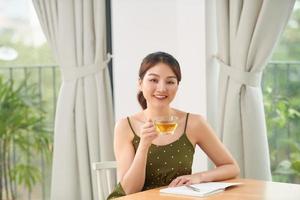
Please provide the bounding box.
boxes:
[0,76,52,200]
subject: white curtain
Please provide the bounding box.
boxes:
[33,0,114,199]
[216,0,295,180]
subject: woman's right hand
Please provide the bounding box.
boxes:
[139,119,158,149]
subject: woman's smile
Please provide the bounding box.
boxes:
[153,94,168,100]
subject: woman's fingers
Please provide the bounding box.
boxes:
[143,122,153,129]
[169,176,192,187]
[169,177,188,187]
[169,178,181,187]
[141,124,157,137]
[185,180,192,185]
[139,120,158,147]
[141,120,155,131]
[177,177,189,186]
[141,121,158,137]
[142,126,156,133]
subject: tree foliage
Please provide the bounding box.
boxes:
[272,2,300,61]
[0,30,55,66]
[263,1,300,183]
[0,76,52,200]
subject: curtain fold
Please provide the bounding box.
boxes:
[216,0,295,180]
[33,0,114,199]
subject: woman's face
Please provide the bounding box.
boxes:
[139,62,179,109]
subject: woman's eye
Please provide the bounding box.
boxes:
[149,79,158,83]
[167,81,176,84]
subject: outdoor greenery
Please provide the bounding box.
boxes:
[271,2,300,61]
[0,77,52,200]
[263,1,300,183]
[263,72,300,183]
[0,1,299,200]
[0,30,55,66]
[0,11,58,199]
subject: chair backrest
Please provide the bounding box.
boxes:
[92,161,117,200]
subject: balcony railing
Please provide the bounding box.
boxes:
[0,61,299,199]
[0,65,60,200]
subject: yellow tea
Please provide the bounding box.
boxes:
[155,122,178,135]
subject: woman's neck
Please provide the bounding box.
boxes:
[143,107,174,120]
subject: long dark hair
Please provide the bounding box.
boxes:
[137,52,181,110]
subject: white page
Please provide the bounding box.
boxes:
[160,182,242,197]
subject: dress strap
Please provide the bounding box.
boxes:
[183,113,189,133]
[127,117,138,136]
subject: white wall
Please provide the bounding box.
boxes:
[112,0,207,172]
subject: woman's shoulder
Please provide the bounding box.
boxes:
[114,117,129,130]
[115,111,143,126]
[187,113,206,124]
[114,112,144,138]
[172,109,208,130]
[173,109,205,123]
[184,112,209,132]
[114,118,130,140]
[186,112,217,142]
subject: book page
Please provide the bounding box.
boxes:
[160,182,242,197]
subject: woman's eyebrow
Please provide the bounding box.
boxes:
[166,76,177,79]
[147,73,159,77]
[147,73,177,79]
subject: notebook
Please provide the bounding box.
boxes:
[160,182,242,197]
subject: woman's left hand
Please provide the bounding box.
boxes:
[168,174,203,187]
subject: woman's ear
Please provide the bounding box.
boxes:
[138,78,142,91]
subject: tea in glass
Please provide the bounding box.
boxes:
[154,116,178,135]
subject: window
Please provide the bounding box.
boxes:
[263,0,300,184]
[0,0,57,199]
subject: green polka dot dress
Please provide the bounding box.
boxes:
[107,113,194,199]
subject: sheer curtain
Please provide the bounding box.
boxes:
[215,0,295,180]
[33,0,114,199]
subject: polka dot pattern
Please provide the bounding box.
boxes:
[108,113,194,199]
[131,113,194,191]
[132,133,194,191]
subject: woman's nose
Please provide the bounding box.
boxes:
[157,82,167,92]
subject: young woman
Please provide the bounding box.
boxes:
[107,52,239,199]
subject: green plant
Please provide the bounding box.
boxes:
[264,86,300,183]
[0,76,52,200]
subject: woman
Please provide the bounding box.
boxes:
[107,52,239,199]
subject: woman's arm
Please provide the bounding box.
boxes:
[114,118,158,194]
[169,114,240,186]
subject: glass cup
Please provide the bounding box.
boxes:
[153,115,178,135]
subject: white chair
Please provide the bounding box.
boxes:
[92,161,117,200]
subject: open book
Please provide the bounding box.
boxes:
[160,182,241,197]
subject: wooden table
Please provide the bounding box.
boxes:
[115,179,300,200]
